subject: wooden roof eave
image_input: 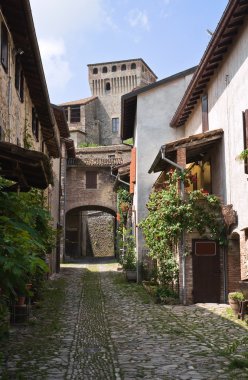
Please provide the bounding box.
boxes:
[0,141,53,189]
[149,129,224,174]
[170,0,248,128]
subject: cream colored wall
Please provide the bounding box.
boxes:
[184,22,248,230]
[133,72,194,263]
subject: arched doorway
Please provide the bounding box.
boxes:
[65,206,116,259]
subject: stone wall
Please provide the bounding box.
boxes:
[87,213,115,257]
[88,59,157,146]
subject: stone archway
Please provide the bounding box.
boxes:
[65,205,116,259]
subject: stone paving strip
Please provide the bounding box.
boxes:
[0,259,248,380]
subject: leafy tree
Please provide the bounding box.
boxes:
[0,177,56,298]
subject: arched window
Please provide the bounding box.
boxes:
[105,82,111,91]
[102,66,108,73]
[121,64,126,71]
[131,63,136,70]
[93,68,98,74]
[112,65,117,72]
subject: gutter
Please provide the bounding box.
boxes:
[160,146,186,305]
[110,167,130,187]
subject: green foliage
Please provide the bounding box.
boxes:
[23,119,34,149]
[120,228,136,270]
[0,177,56,298]
[140,170,225,286]
[78,142,99,148]
[228,291,244,301]
[229,358,248,369]
[238,149,248,161]
[123,138,133,146]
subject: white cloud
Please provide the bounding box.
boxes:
[128,9,150,31]
[30,0,116,38]
[39,38,72,94]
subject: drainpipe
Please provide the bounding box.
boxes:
[160,147,187,305]
[110,167,130,187]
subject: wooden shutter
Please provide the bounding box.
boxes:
[202,94,209,132]
[130,147,136,194]
[1,23,8,72]
[86,171,97,189]
[243,110,248,174]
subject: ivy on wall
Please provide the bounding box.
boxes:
[140,170,226,285]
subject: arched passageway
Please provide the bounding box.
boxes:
[65,206,116,259]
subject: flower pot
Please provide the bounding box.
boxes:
[26,284,32,291]
[229,298,240,315]
[17,296,26,306]
[126,270,137,281]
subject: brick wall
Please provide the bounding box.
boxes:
[227,238,241,292]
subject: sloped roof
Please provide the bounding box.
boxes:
[60,97,98,107]
[171,0,248,128]
[51,104,70,139]
[149,129,224,173]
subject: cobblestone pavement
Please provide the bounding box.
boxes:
[1,259,248,379]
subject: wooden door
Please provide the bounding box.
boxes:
[192,240,221,303]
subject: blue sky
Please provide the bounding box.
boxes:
[29,0,228,104]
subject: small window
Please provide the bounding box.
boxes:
[86,171,97,189]
[70,105,80,123]
[32,108,39,142]
[112,65,117,72]
[131,63,136,70]
[93,68,98,74]
[108,154,115,158]
[105,82,111,92]
[112,118,119,133]
[102,66,108,73]
[121,64,126,71]
[202,94,209,132]
[15,55,24,102]
[1,23,8,73]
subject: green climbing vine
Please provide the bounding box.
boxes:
[140,169,226,285]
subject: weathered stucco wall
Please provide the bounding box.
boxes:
[183,22,248,231]
[133,71,195,261]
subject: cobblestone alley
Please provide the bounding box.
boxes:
[1,259,248,380]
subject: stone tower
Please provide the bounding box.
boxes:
[88,58,157,145]
[61,59,157,147]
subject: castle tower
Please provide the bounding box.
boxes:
[88,58,157,145]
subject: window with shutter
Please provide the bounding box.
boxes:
[201,94,209,132]
[32,108,39,142]
[1,23,8,73]
[112,118,119,133]
[15,55,24,102]
[70,106,80,123]
[86,171,97,189]
[243,110,248,174]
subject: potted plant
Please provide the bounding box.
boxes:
[228,291,244,315]
[122,229,137,281]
